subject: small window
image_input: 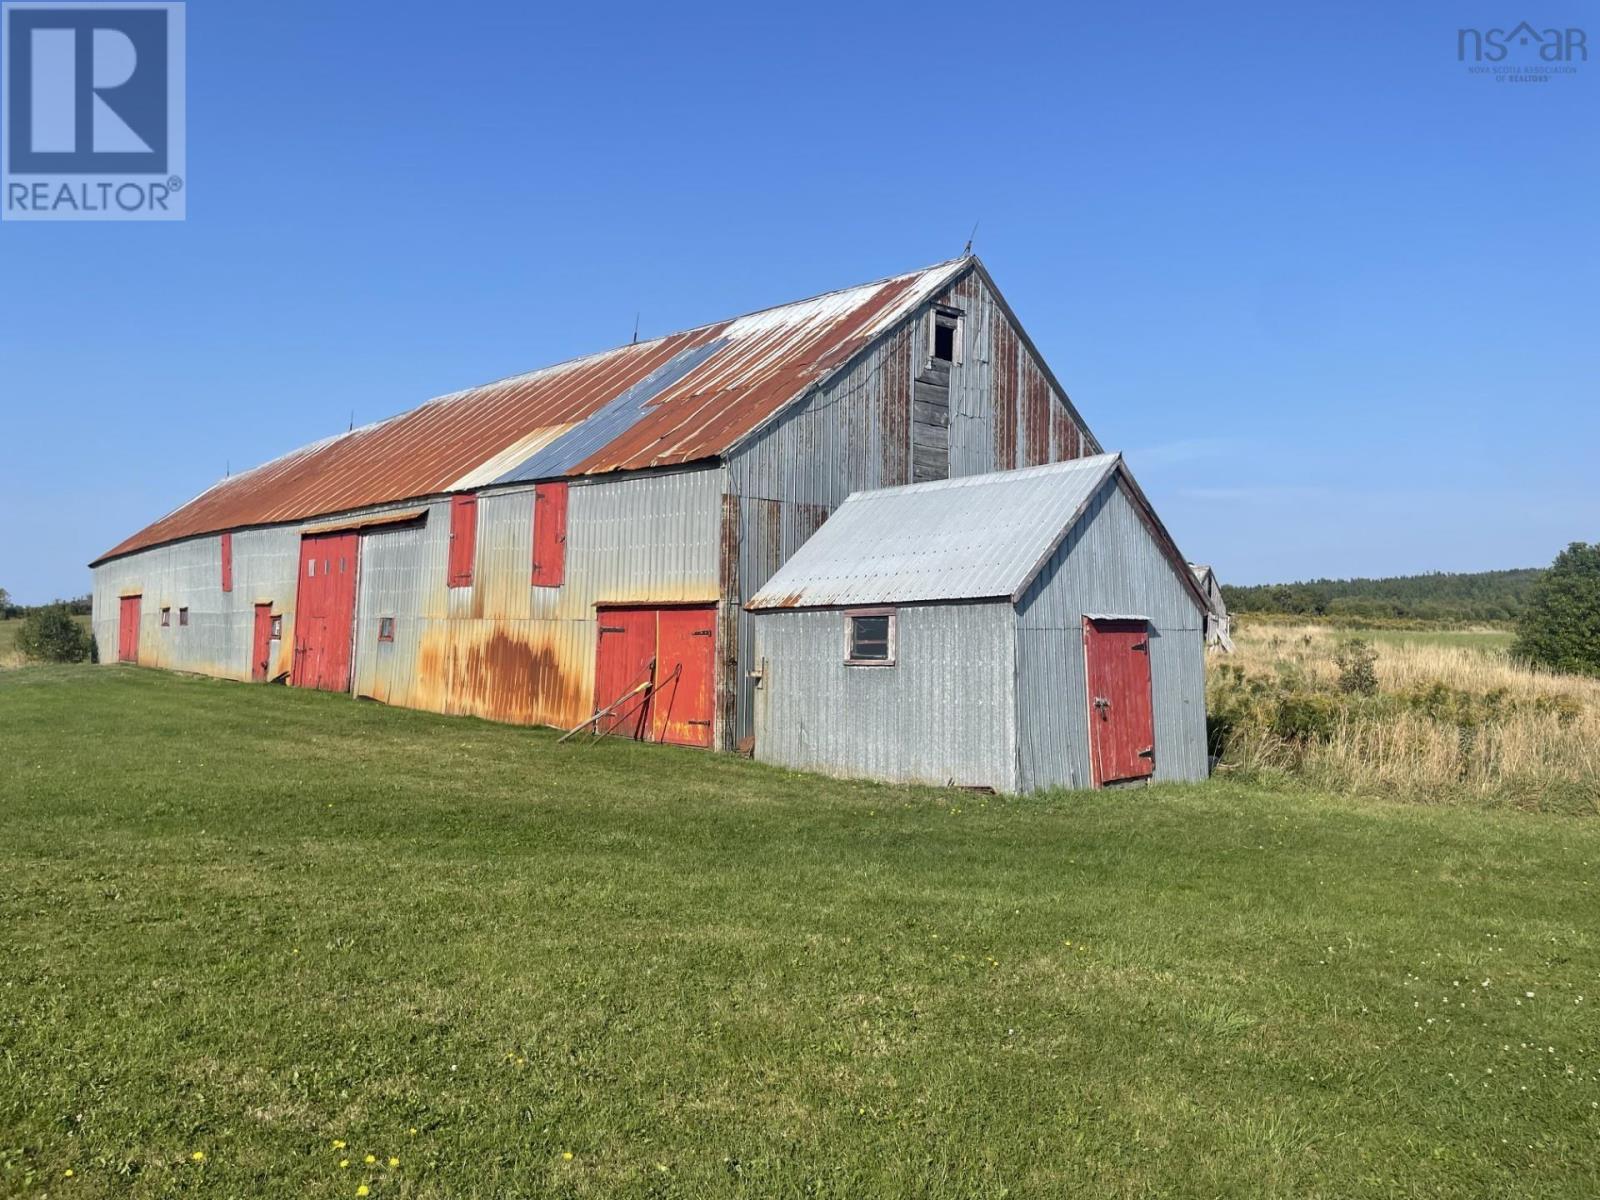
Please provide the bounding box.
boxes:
[269,615,283,640]
[307,560,316,577]
[378,617,395,642]
[846,609,895,665]
[929,307,962,365]
[160,607,171,627]
[178,607,189,627]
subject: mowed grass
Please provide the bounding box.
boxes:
[2,669,1598,1199]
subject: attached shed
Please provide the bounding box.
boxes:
[746,455,1210,793]
[1189,563,1234,652]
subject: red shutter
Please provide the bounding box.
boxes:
[220,532,233,593]
[531,482,568,587]
[448,494,477,587]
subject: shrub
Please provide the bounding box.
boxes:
[1514,542,1600,676]
[1333,638,1378,695]
[15,604,93,663]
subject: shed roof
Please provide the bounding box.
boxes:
[93,258,973,565]
[747,455,1206,612]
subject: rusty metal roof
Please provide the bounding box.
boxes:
[94,258,972,565]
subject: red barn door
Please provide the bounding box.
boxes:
[117,595,141,663]
[652,606,717,748]
[1084,618,1156,786]
[293,532,359,692]
[252,603,275,682]
[594,607,656,737]
[593,605,717,748]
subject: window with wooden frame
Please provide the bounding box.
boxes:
[531,481,568,587]
[845,608,896,665]
[178,607,189,627]
[929,306,963,366]
[220,532,233,593]
[378,617,396,642]
[269,614,283,640]
[447,493,478,588]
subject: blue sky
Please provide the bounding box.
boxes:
[2,0,1596,603]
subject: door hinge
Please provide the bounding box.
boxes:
[691,629,713,637]
[1138,747,1154,760]
[1132,639,1149,652]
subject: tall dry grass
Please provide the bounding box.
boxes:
[1210,623,1600,813]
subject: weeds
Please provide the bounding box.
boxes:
[1210,624,1600,812]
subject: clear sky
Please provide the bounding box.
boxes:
[2,1,1596,603]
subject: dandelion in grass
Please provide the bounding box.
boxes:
[364,1154,376,1164]
[190,1152,205,1163]
[407,1128,418,1137]
[356,1187,369,1197]
[63,1169,74,1178]
[339,1159,350,1169]
[388,1157,399,1167]
[562,1151,574,1161]
[332,1139,347,1150]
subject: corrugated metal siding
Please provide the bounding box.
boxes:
[747,456,1120,610]
[1015,480,1208,791]
[94,469,723,736]
[350,468,723,731]
[753,603,1017,791]
[91,524,302,681]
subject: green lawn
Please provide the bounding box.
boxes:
[2,667,1597,1199]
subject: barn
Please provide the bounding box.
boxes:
[90,255,1202,771]
[746,456,1210,792]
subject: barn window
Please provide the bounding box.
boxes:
[448,493,478,588]
[269,615,283,640]
[178,607,189,627]
[220,532,233,593]
[929,307,962,366]
[160,607,171,627]
[845,609,895,665]
[532,482,568,587]
[378,617,395,642]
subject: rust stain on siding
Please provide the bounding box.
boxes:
[1023,365,1050,468]
[880,328,910,485]
[416,625,586,729]
[994,322,1018,469]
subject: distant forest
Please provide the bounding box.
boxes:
[1221,568,1543,624]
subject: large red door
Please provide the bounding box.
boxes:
[292,532,358,692]
[252,603,275,682]
[1084,618,1156,786]
[594,608,656,737]
[593,605,717,748]
[652,607,717,748]
[117,595,141,663]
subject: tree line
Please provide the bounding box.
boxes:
[1220,568,1544,624]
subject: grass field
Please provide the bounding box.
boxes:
[1214,623,1599,811]
[2,667,1598,1198]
